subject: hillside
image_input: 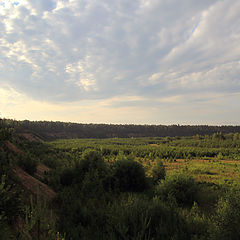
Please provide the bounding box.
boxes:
[0,128,59,239]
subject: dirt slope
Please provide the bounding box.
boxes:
[6,140,25,156]
[19,133,43,143]
[35,163,50,181]
[12,165,56,201]
[6,140,55,200]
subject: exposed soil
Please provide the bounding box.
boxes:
[19,133,43,143]
[6,140,25,156]
[12,165,56,201]
[35,164,50,181]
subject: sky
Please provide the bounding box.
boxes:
[0,0,240,125]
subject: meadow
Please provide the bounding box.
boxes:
[46,133,240,186]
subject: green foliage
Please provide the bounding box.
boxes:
[18,154,38,175]
[0,127,14,141]
[3,118,240,140]
[151,159,166,183]
[0,149,10,178]
[112,158,147,192]
[2,121,240,239]
[48,134,240,162]
[82,149,106,169]
[59,168,75,186]
[156,174,199,207]
[57,185,109,240]
[106,195,189,240]
[58,190,192,240]
[0,219,14,240]
[74,149,107,184]
[211,188,240,240]
[184,202,210,240]
[22,193,65,240]
[0,175,21,224]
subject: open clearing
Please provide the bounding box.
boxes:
[163,158,240,184]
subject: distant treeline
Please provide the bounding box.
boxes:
[1,118,240,140]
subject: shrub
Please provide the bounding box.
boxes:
[151,159,166,184]
[0,175,21,224]
[74,149,107,184]
[60,168,75,186]
[0,219,13,240]
[0,150,10,178]
[156,174,199,207]
[112,159,147,192]
[184,202,210,240]
[107,194,189,240]
[57,185,109,240]
[211,188,240,240]
[18,154,38,175]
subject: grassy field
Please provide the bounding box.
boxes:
[164,159,240,185]
[47,135,240,186]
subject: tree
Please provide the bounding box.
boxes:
[112,159,147,192]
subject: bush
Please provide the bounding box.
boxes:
[151,159,166,184]
[74,149,107,185]
[57,185,109,240]
[211,188,240,240]
[0,149,10,178]
[0,175,21,224]
[0,220,14,240]
[156,174,199,207]
[112,159,147,192]
[184,202,210,240]
[60,168,75,186]
[18,154,38,175]
[107,194,189,240]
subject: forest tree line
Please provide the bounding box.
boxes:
[1,118,240,140]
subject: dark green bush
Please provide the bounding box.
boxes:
[112,159,147,192]
[184,202,210,240]
[74,149,107,184]
[106,194,190,240]
[156,174,199,207]
[60,168,75,186]
[0,149,10,178]
[18,154,38,175]
[0,220,14,240]
[58,191,192,240]
[151,159,166,184]
[57,184,109,240]
[0,175,21,224]
[211,188,240,240]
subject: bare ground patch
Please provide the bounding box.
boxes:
[12,165,56,201]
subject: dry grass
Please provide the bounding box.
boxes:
[164,159,240,184]
[139,157,240,185]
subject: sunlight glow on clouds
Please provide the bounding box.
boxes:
[0,0,240,124]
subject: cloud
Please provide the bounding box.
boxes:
[0,0,240,123]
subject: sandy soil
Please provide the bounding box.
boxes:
[6,140,25,156]
[20,133,43,142]
[12,165,56,201]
